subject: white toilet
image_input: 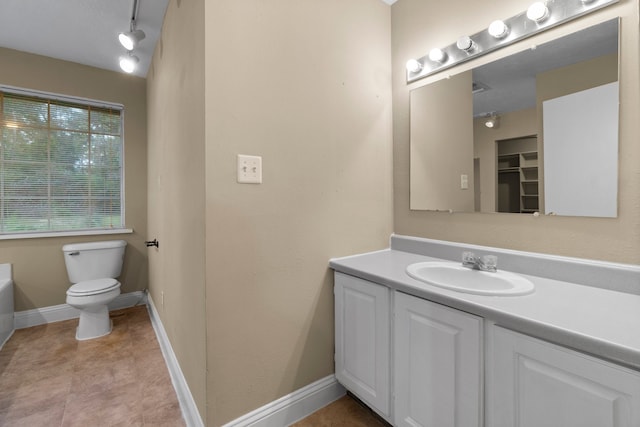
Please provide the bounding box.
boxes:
[62,240,127,340]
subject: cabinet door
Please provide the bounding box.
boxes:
[488,326,640,427]
[334,272,390,418]
[394,291,483,427]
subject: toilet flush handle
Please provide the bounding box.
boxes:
[68,251,80,256]
[145,239,159,248]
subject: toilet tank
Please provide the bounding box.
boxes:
[62,240,127,283]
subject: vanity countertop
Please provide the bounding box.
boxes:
[330,245,640,371]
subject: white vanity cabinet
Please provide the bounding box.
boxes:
[334,272,391,419]
[394,291,483,427]
[487,326,640,427]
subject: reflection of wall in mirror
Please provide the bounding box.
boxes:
[410,71,474,211]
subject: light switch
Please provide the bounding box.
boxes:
[461,174,469,190]
[237,155,262,184]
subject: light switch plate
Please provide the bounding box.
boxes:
[461,174,469,189]
[237,155,262,184]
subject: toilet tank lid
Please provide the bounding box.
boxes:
[62,240,127,252]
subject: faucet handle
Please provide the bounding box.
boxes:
[480,255,498,272]
[462,251,477,266]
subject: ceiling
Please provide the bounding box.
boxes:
[0,0,169,78]
[0,0,396,79]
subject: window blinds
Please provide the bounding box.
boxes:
[0,91,124,234]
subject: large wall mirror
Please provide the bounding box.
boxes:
[410,19,619,217]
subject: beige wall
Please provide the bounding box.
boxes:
[146,0,207,420]
[204,0,392,424]
[0,47,148,311]
[392,0,640,263]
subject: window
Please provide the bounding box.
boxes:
[0,87,124,236]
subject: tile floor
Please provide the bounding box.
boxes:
[0,305,184,426]
[0,304,387,426]
[293,394,390,427]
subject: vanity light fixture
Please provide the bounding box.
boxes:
[456,36,476,52]
[119,52,139,74]
[488,20,509,38]
[527,2,550,23]
[406,0,619,83]
[406,58,423,73]
[428,48,447,63]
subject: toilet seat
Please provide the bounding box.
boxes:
[67,278,120,296]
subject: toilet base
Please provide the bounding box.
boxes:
[75,304,113,341]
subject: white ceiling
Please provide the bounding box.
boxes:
[0,0,169,78]
[0,0,395,79]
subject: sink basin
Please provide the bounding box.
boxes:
[406,261,535,296]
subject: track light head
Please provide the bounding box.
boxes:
[118,29,146,51]
[119,53,140,73]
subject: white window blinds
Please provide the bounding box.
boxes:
[0,89,124,234]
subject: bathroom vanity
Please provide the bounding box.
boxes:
[331,235,640,427]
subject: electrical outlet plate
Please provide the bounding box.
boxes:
[237,154,262,184]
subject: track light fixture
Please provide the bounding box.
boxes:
[117,0,144,74]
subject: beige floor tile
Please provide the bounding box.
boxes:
[293,395,390,427]
[0,305,184,426]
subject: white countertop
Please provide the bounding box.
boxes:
[330,247,640,370]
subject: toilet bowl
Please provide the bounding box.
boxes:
[66,278,121,340]
[62,240,127,340]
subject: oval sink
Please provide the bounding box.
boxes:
[406,261,535,296]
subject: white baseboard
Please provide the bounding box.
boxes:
[221,375,346,427]
[14,291,147,330]
[147,295,205,427]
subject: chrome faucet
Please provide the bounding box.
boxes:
[462,251,498,272]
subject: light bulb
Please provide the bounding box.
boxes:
[527,2,549,22]
[406,59,423,73]
[119,54,139,73]
[118,29,146,51]
[488,20,509,38]
[456,36,476,52]
[428,48,446,63]
[484,116,499,128]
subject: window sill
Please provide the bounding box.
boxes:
[0,228,134,241]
